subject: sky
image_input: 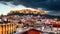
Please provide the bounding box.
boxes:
[0,0,60,16]
[0,1,36,15]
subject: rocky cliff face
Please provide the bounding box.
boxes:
[8,9,45,15]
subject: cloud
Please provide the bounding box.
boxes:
[0,0,60,16]
[0,1,37,15]
[19,0,60,11]
[0,0,13,1]
[0,1,25,15]
[19,0,60,15]
[0,0,60,11]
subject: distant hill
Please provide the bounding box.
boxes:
[7,9,60,20]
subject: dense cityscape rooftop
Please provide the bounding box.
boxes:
[0,9,60,34]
